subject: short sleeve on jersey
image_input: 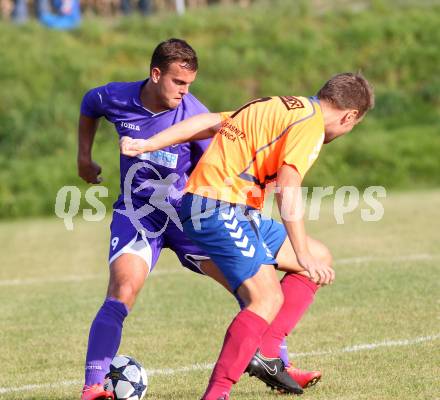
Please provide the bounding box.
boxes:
[220,111,233,121]
[80,87,106,119]
[278,118,324,179]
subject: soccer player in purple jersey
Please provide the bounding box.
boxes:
[78,39,318,400]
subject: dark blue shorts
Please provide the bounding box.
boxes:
[181,193,287,292]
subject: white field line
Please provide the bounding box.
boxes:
[1,253,438,287]
[333,253,440,266]
[288,333,440,358]
[0,269,183,286]
[0,380,81,395]
[0,334,438,395]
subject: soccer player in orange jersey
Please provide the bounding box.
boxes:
[120,72,374,400]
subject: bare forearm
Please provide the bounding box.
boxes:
[77,115,103,183]
[276,164,335,285]
[77,115,100,162]
[148,113,221,151]
[120,113,222,157]
[276,189,308,256]
[276,164,309,254]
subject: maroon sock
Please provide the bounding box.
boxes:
[260,274,318,358]
[202,309,269,400]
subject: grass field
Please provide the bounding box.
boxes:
[0,190,439,400]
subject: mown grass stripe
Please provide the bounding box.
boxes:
[0,334,438,395]
[1,253,438,287]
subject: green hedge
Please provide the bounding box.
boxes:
[0,1,439,218]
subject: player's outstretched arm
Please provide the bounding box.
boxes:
[120,112,222,157]
[77,114,103,184]
[276,164,335,286]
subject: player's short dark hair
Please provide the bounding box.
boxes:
[150,38,198,73]
[317,72,374,118]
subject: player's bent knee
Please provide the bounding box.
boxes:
[249,292,284,322]
[107,281,141,309]
[309,238,333,267]
[108,254,149,308]
[272,290,284,313]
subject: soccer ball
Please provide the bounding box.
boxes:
[104,355,148,400]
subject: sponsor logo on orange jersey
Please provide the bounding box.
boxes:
[279,96,304,110]
[219,120,246,142]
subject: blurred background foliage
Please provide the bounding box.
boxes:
[0,0,439,218]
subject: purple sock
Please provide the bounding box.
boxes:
[279,338,290,367]
[84,298,129,386]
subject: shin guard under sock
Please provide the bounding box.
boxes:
[260,274,318,358]
[202,309,269,400]
[84,298,129,385]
